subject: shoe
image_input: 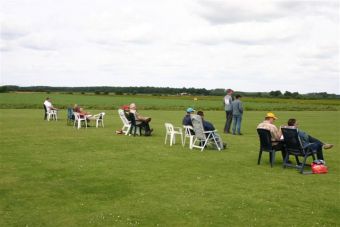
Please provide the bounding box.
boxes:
[323,144,333,149]
[232,133,236,135]
[238,133,243,135]
[144,131,151,136]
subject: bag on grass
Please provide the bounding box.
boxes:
[311,160,328,174]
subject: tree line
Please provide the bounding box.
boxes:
[0,85,338,99]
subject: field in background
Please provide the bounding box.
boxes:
[0,92,340,110]
[1,108,339,226]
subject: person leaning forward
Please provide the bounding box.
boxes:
[257,112,289,162]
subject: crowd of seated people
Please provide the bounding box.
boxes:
[43,98,334,161]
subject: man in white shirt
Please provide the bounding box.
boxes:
[43,97,57,120]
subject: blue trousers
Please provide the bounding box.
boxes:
[232,115,242,134]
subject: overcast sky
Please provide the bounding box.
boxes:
[1,0,339,94]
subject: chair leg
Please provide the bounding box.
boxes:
[170,134,175,146]
[283,153,290,168]
[189,136,193,149]
[180,133,184,146]
[270,151,275,168]
[257,150,262,165]
[300,155,308,174]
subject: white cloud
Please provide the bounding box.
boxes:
[0,0,339,93]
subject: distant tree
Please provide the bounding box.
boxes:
[269,90,282,97]
[284,91,292,98]
[0,86,8,93]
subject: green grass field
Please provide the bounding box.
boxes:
[1,92,340,111]
[1,107,340,226]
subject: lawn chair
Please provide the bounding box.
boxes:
[256,128,281,167]
[128,113,143,136]
[93,112,105,128]
[164,123,183,146]
[190,114,222,151]
[66,107,74,125]
[118,109,131,135]
[183,125,194,149]
[281,127,317,174]
[73,112,87,129]
[45,105,57,121]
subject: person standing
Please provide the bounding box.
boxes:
[223,88,234,134]
[231,94,243,135]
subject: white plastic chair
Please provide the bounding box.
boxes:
[164,123,183,146]
[73,112,87,129]
[183,125,194,149]
[118,109,131,135]
[46,109,57,121]
[93,112,105,128]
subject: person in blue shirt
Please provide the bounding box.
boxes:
[197,111,226,149]
[182,107,195,126]
[287,118,333,160]
[231,94,243,135]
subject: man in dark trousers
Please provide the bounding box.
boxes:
[223,88,234,134]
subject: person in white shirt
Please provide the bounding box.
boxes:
[43,97,57,120]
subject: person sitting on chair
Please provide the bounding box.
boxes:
[75,106,95,122]
[257,112,288,162]
[286,118,333,160]
[43,97,58,120]
[129,103,153,136]
[182,107,195,126]
[197,111,226,149]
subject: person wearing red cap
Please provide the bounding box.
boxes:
[223,89,234,133]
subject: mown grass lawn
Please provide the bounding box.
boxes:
[1,109,339,226]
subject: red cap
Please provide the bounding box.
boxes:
[122,105,129,110]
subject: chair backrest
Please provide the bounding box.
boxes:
[165,123,174,133]
[128,112,137,126]
[94,112,105,120]
[256,129,273,151]
[191,114,206,140]
[99,112,105,119]
[118,109,130,125]
[281,127,305,155]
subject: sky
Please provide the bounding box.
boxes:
[0,0,339,94]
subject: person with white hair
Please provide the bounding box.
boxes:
[129,103,153,136]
